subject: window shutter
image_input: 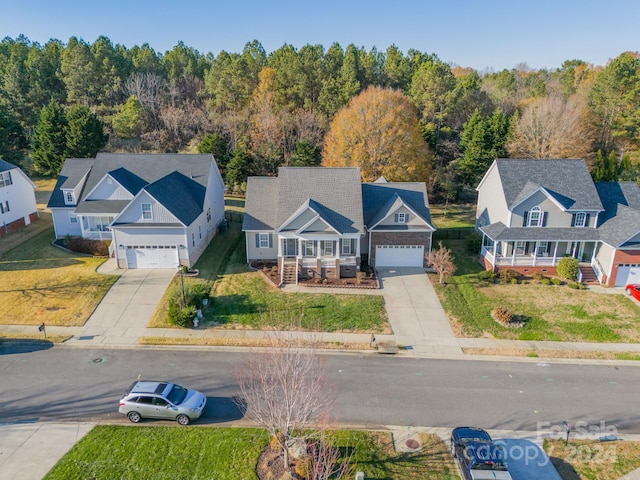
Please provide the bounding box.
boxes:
[523,212,528,227]
[351,238,356,254]
[333,241,337,255]
[571,214,576,227]
[405,213,410,223]
[255,234,259,248]
[585,214,590,226]
[542,212,548,227]
[394,213,399,223]
[268,235,272,248]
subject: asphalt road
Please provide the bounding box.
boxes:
[1,345,639,434]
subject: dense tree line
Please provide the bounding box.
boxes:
[0,35,639,199]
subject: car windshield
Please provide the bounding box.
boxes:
[473,462,508,471]
[166,384,188,405]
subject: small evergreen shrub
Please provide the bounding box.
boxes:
[511,277,519,284]
[532,272,547,282]
[477,269,496,282]
[499,269,519,283]
[568,282,586,290]
[541,278,552,285]
[556,256,579,280]
[168,301,196,327]
[551,278,562,285]
[465,231,483,254]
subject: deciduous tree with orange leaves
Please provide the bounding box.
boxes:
[321,86,433,182]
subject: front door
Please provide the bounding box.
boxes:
[284,239,298,257]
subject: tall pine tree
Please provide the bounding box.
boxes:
[31,100,68,175]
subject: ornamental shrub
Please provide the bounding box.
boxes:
[465,231,483,254]
[556,256,579,280]
[499,269,519,283]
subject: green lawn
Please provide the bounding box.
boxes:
[434,240,640,342]
[151,221,388,333]
[44,426,458,480]
[0,226,118,326]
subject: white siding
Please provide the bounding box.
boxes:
[51,208,82,238]
[0,167,37,228]
[116,192,180,224]
[476,163,509,228]
[595,242,616,280]
[86,176,134,201]
[246,231,277,260]
[376,206,428,228]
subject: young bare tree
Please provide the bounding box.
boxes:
[428,241,457,284]
[235,320,335,471]
[507,95,592,159]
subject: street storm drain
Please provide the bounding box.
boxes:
[92,357,104,364]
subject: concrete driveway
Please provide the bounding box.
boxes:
[64,260,176,346]
[377,267,463,355]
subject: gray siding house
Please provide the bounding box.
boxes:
[242,167,435,285]
[48,153,225,269]
[476,158,640,286]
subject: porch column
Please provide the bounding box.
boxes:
[552,242,558,264]
[532,241,538,266]
[492,239,497,259]
[511,242,516,266]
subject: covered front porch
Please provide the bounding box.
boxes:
[481,237,597,268]
[278,235,361,284]
[79,214,115,241]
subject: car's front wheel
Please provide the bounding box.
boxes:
[626,288,632,295]
[176,414,190,425]
[127,411,142,423]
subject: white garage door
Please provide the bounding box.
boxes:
[615,264,640,287]
[375,245,424,267]
[126,245,179,269]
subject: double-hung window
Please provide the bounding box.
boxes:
[0,171,12,187]
[65,191,74,204]
[141,203,152,220]
[573,212,587,227]
[320,240,333,256]
[341,239,354,255]
[527,206,542,227]
[536,241,548,256]
[258,233,270,248]
[303,240,315,257]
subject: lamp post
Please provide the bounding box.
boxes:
[178,264,186,306]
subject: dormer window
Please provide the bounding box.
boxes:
[572,212,588,227]
[524,206,544,227]
[141,203,152,220]
[65,191,75,204]
[0,171,12,187]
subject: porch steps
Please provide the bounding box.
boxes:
[281,263,298,285]
[579,266,599,284]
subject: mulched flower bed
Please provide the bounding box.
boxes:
[250,261,379,289]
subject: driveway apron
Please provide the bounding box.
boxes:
[377,267,463,355]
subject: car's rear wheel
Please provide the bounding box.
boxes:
[127,411,141,423]
[176,414,190,425]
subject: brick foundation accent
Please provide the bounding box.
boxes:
[607,249,640,287]
[369,231,431,267]
[0,217,27,237]
[29,211,39,223]
[495,265,558,277]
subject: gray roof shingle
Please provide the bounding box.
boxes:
[243,168,364,234]
[142,171,206,226]
[0,159,17,172]
[480,222,599,241]
[495,159,604,211]
[362,182,433,227]
[595,182,640,247]
[47,154,214,216]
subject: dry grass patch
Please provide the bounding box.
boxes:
[479,283,640,342]
[464,347,640,361]
[0,333,72,343]
[544,439,640,480]
[139,336,370,350]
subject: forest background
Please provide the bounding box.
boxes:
[1,35,638,200]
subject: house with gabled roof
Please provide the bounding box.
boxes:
[48,153,225,269]
[0,159,38,236]
[475,158,640,286]
[242,167,435,285]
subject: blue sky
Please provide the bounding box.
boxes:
[2,0,638,71]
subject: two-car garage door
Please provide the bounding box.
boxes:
[615,264,640,287]
[125,245,179,269]
[375,245,424,267]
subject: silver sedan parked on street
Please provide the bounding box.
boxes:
[119,380,207,425]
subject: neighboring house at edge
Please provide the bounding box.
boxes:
[48,153,225,269]
[0,159,38,237]
[242,167,435,284]
[476,158,640,287]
